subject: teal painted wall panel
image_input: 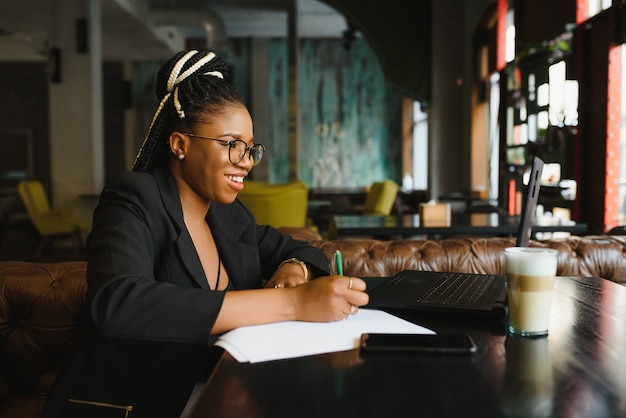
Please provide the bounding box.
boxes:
[298,38,402,187]
[265,38,402,186]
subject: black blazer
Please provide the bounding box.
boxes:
[86,166,330,345]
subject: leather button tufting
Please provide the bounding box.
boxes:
[50,280,60,288]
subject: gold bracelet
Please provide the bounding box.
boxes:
[278,258,309,281]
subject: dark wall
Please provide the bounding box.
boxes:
[514,0,577,48]
[103,62,130,180]
[0,63,50,191]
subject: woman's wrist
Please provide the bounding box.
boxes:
[278,258,309,281]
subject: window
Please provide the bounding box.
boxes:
[411,103,428,190]
[586,0,612,18]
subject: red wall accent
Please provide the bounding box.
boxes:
[605,46,621,231]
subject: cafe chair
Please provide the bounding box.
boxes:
[17,179,87,258]
[363,180,399,216]
[237,180,310,228]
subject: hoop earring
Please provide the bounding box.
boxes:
[178,154,185,161]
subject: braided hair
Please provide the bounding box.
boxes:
[132,50,246,172]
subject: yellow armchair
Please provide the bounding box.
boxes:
[363,180,399,216]
[237,181,309,228]
[17,179,87,258]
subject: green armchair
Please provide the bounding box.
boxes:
[237,181,310,228]
[363,180,399,216]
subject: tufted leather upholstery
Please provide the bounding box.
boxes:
[0,262,86,418]
[309,236,626,284]
[0,235,625,417]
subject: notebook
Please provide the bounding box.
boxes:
[363,157,544,317]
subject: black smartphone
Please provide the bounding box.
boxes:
[359,333,477,354]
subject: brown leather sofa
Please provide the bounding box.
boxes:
[1,234,626,417]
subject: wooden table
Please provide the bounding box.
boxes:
[187,276,626,417]
[49,276,625,418]
[328,213,588,240]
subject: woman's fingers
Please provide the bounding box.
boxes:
[337,276,369,319]
[343,276,367,292]
[342,277,369,308]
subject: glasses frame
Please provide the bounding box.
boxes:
[183,133,265,166]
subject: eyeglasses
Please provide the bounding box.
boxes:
[184,133,265,166]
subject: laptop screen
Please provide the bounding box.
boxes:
[516,156,544,247]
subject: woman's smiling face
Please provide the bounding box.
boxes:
[171,103,255,205]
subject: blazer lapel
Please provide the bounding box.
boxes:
[153,168,209,289]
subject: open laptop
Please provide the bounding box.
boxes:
[363,157,544,318]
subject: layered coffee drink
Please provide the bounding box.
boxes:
[504,247,558,337]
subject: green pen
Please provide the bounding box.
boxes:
[334,250,344,276]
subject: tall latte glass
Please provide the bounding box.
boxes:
[504,247,558,337]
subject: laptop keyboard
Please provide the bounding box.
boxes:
[416,272,496,306]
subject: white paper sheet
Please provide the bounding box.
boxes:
[214,308,434,363]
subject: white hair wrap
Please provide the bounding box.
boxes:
[133,50,222,169]
[204,71,224,79]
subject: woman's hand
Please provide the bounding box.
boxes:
[290,275,369,322]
